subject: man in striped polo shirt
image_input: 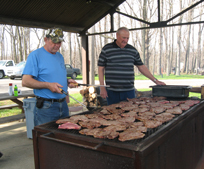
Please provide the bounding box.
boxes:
[98,27,165,105]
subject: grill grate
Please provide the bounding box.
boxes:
[36,98,202,146]
[39,113,183,145]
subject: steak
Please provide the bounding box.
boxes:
[58,122,81,130]
[150,107,166,114]
[144,120,162,128]
[103,123,128,132]
[103,114,121,120]
[56,118,78,124]
[118,116,135,123]
[55,96,201,142]
[69,115,89,122]
[121,111,138,117]
[119,131,145,142]
[165,106,182,114]
[179,104,190,111]
[78,121,101,129]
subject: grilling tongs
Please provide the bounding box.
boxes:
[59,88,87,108]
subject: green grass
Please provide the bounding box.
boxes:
[79,74,204,81]
[0,93,84,118]
[68,93,83,107]
[1,73,203,118]
[0,89,201,118]
[134,74,204,80]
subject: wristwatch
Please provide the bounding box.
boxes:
[153,78,157,82]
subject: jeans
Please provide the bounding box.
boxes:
[106,89,136,105]
[34,100,69,126]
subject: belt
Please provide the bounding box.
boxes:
[36,97,66,103]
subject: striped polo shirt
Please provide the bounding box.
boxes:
[98,40,143,91]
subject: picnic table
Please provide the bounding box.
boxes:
[0,90,35,113]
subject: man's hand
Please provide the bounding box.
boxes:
[155,80,166,86]
[68,79,78,88]
[100,87,108,99]
[47,82,63,94]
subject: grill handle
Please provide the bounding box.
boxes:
[40,132,104,150]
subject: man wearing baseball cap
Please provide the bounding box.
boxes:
[22,27,77,126]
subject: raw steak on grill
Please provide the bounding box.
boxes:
[58,122,81,130]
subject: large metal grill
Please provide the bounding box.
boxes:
[33,100,204,169]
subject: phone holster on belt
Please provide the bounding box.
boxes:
[36,97,44,108]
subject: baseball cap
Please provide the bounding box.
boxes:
[46,27,64,43]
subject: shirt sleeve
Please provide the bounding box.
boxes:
[98,48,107,67]
[22,50,39,79]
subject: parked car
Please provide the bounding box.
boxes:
[6,61,26,80]
[65,64,81,79]
[0,60,15,79]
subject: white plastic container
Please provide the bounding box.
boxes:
[9,83,13,96]
[23,97,36,139]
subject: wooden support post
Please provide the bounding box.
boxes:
[201,86,204,99]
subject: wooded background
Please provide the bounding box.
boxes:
[0,0,204,78]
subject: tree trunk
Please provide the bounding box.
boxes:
[0,25,5,59]
[90,26,95,84]
[16,26,23,62]
[142,0,147,64]
[175,0,183,76]
[68,32,72,65]
[196,10,203,74]
[157,0,164,76]
[76,34,82,72]
[23,27,27,61]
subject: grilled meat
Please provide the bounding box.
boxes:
[58,122,81,130]
[56,97,200,142]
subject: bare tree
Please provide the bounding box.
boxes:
[90,26,95,84]
[0,25,5,59]
[183,20,192,73]
[68,32,72,65]
[76,34,82,71]
[157,0,164,76]
[175,0,183,76]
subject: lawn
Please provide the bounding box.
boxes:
[0,74,203,118]
[76,74,204,80]
[0,90,201,118]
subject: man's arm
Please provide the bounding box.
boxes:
[22,75,63,93]
[98,66,108,98]
[137,65,166,85]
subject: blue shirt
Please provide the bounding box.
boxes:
[23,47,67,99]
